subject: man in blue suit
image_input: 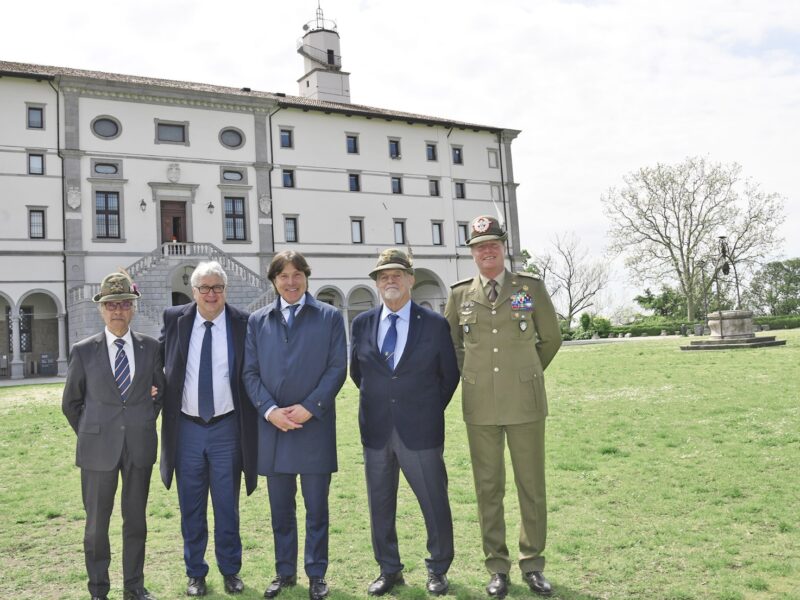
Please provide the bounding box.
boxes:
[243,250,347,600]
[160,261,258,596]
[350,249,460,596]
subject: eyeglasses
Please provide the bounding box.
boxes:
[195,284,226,295]
[102,300,133,311]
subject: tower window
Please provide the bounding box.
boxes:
[346,134,359,154]
[455,181,466,199]
[282,169,295,188]
[426,143,438,161]
[27,106,44,129]
[285,216,299,242]
[389,139,401,159]
[452,146,464,165]
[391,176,403,194]
[349,173,361,192]
[280,129,293,149]
[394,220,406,245]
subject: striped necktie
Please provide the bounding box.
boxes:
[114,338,131,401]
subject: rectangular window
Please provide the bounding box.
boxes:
[391,176,403,194]
[285,216,298,242]
[28,153,44,175]
[432,222,443,246]
[429,179,440,197]
[349,173,361,191]
[156,122,187,143]
[394,220,406,245]
[455,181,466,199]
[351,218,364,244]
[458,223,469,246]
[29,209,45,239]
[389,139,401,159]
[95,191,120,238]
[224,197,247,241]
[346,134,359,154]
[426,143,438,161]
[488,149,499,168]
[27,106,44,129]
[280,129,293,148]
[491,184,501,201]
[282,169,295,188]
[452,146,464,165]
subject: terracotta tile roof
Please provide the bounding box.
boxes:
[0,60,509,133]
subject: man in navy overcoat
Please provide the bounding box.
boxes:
[243,250,347,600]
[350,249,460,597]
[159,261,258,596]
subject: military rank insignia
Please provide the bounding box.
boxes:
[511,291,533,311]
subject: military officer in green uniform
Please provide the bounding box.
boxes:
[444,215,561,598]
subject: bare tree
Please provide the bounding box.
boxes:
[524,233,609,324]
[603,156,784,320]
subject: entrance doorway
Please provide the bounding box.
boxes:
[161,201,187,244]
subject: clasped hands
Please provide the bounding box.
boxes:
[266,404,312,432]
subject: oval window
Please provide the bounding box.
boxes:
[94,163,119,175]
[92,117,120,138]
[222,170,244,181]
[220,128,244,149]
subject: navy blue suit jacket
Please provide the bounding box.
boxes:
[243,293,347,475]
[159,302,258,495]
[350,301,460,451]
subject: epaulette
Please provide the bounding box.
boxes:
[516,271,541,280]
[450,277,473,289]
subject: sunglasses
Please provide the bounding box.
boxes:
[102,300,134,311]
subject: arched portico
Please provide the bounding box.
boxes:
[11,289,67,378]
[412,268,448,314]
[346,285,377,331]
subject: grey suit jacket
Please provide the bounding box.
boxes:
[62,330,164,471]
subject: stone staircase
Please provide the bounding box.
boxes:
[66,243,275,346]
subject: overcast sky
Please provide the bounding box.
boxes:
[3,0,798,311]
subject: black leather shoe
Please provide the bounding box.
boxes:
[309,578,328,600]
[187,577,207,597]
[368,572,405,596]
[224,574,244,594]
[486,573,508,599]
[426,573,449,596]
[522,571,552,596]
[91,596,109,600]
[264,575,297,599]
[123,588,157,600]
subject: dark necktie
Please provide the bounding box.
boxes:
[113,338,131,401]
[287,304,298,328]
[198,321,215,423]
[488,279,499,302]
[381,313,399,370]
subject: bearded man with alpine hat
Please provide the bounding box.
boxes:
[62,271,164,600]
[444,216,561,597]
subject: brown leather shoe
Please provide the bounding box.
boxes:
[486,573,508,599]
[522,571,552,596]
[264,575,297,599]
[368,572,404,596]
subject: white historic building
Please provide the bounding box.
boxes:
[0,9,521,380]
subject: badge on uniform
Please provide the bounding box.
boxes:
[464,324,470,334]
[519,320,528,332]
[511,292,533,311]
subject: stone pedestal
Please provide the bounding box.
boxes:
[708,309,754,339]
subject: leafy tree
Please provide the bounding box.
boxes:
[603,156,785,320]
[634,286,688,319]
[745,259,800,316]
[523,233,609,325]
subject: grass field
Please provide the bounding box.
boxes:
[1,330,798,600]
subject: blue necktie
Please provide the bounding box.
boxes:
[287,304,298,328]
[198,321,215,422]
[113,339,131,401]
[381,313,399,370]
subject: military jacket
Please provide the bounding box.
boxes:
[444,270,561,426]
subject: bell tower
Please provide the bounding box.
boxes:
[297,3,351,103]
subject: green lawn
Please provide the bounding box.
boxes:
[1,331,798,600]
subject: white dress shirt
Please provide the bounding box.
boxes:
[182,308,234,418]
[377,300,412,367]
[104,327,135,380]
[279,294,306,323]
